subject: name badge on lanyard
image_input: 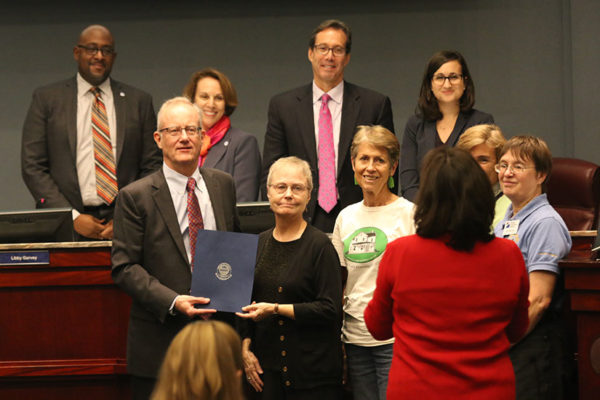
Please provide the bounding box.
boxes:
[502,220,520,236]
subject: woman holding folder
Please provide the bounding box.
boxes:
[237,156,343,399]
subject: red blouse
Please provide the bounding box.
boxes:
[365,235,529,399]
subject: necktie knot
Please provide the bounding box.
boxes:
[186,178,196,193]
[321,93,331,105]
[91,87,102,98]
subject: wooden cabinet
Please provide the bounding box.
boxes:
[0,242,131,399]
[560,232,600,400]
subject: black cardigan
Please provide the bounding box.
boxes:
[243,225,343,389]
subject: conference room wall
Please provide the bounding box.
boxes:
[1,0,597,211]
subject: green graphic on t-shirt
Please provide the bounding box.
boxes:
[343,227,388,263]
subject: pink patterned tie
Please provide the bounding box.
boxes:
[91,87,118,204]
[318,93,337,213]
[186,178,204,269]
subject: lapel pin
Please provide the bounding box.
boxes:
[224,141,229,146]
[120,92,125,97]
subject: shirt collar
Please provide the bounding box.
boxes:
[77,73,112,98]
[506,193,548,220]
[162,162,203,194]
[312,80,344,104]
[493,182,502,197]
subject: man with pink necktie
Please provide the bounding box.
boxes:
[262,19,395,233]
[21,24,161,240]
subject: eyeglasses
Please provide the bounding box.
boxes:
[77,44,116,57]
[269,183,308,195]
[432,74,463,86]
[158,126,201,137]
[313,44,347,57]
[494,163,536,174]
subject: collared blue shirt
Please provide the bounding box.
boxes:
[494,193,571,274]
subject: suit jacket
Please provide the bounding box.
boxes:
[202,126,261,202]
[111,167,240,378]
[261,81,395,224]
[21,77,162,211]
[399,109,494,202]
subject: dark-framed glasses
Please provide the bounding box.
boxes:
[269,183,308,195]
[77,44,116,57]
[158,126,201,137]
[494,163,535,174]
[313,44,347,57]
[432,74,463,85]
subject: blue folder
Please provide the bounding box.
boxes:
[190,230,258,313]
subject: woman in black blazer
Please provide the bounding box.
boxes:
[400,50,494,201]
[237,156,343,400]
[183,68,261,202]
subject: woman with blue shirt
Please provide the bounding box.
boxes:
[494,135,572,399]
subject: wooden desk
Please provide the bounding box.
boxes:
[561,231,600,400]
[0,242,131,400]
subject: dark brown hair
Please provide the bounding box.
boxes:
[182,68,238,116]
[417,50,475,121]
[308,19,352,53]
[414,147,494,251]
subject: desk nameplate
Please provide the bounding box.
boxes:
[0,250,49,266]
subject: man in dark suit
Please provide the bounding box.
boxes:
[262,19,395,233]
[112,97,239,400]
[21,24,161,240]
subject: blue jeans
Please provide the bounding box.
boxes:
[345,343,393,400]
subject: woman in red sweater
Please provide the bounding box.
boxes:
[364,146,530,399]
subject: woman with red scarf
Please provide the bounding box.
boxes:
[183,68,261,202]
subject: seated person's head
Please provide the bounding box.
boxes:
[496,135,552,203]
[456,124,506,187]
[151,320,243,400]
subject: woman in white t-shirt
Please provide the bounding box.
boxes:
[332,125,416,400]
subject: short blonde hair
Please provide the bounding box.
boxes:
[456,124,506,161]
[151,321,243,400]
[267,156,313,191]
[350,125,400,166]
[156,96,201,131]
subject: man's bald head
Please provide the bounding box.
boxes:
[73,25,116,86]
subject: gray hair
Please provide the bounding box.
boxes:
[156,96,202,130]
[267,156,313,191]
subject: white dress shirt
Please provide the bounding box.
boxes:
[162,163,216,265]
[76,73,118,207]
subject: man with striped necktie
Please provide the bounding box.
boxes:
[21,24,161,239]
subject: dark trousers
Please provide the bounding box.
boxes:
[249,369,342,400]
[83,204,114,221]
[131,375,156,400]
[510,318,571,400]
